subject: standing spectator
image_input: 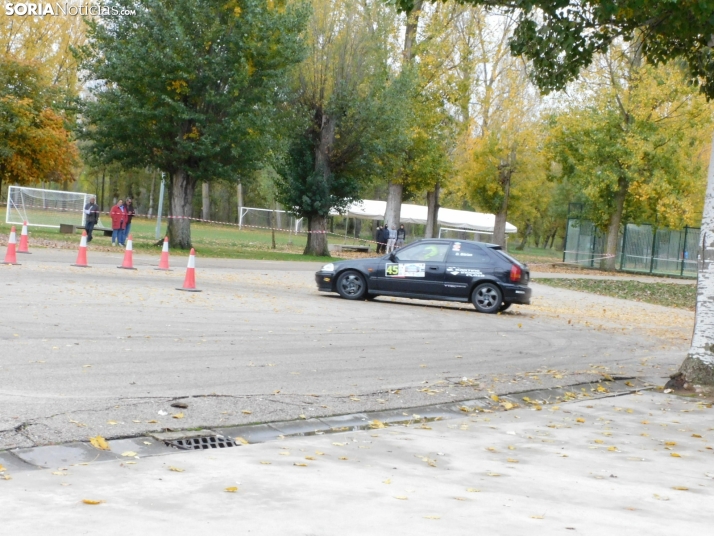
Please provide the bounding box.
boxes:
[386,225,397,253]
[83,196,99,243]
[109,199,126,246]
[379,224,390,255]
[396,224,406,249]
[124,196,136,242]
[374,224,383,254]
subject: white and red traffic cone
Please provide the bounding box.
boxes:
[118,234,137,270]
[2,226,20,265]
[176,248,201,292]
[17,221,30,254]
[156,236,171,270]
[71,231,90,268]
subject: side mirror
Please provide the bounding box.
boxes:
[389,252,397,262]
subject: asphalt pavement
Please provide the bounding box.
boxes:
[0,247,690,452]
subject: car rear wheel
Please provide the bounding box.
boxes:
[471,283,503,314]
[336,271,367,300]
[499,302,512,312]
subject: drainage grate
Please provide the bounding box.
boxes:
[166,436,237,450]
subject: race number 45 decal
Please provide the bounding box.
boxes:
[386,263,426,278]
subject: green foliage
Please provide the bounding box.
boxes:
[77,0,308,185]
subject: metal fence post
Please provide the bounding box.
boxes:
[562,218,570,263]
[681,226,688,277]
[649,227,657,274]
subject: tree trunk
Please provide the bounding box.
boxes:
[147,174,155,217]
[680,131,714,385]
[516,222,532,250]
[492,167,511,248]
[384,182,403,229]
[403,0,424,65]
[600,176,628,271]
[168,169,196,249]
[202,181,210,221]
[304,214,328,256]
[425,183,440,238]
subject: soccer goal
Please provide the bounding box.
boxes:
[6,186,91,228]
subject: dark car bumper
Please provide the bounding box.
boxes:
[315,271,336,292]
[501,284,532,305]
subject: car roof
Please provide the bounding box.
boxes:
[410,238,501,249]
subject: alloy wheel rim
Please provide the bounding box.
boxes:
[477,286,498,308]
[341,275,362,295]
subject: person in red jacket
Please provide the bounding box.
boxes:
[110,199,126,246]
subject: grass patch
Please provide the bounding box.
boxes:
[0,218,334,262]
[536,278,696,310]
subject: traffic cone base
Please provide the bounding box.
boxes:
[18,221,31,254]
[3,226,21,265]
[72,231,90,267]
[177,248,201,292]
[118,234,137,270]
[156,236,171,270]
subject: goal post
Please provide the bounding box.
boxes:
[6,186,91,228]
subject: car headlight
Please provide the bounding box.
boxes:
[321,263,335,272]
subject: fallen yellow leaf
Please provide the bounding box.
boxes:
[506,458,519,463]
[665,441,676,446]
[369,420,386,429]
[121,451,137,457]
[169,466,184,472]
[259,461,271,465]
[294,463,308,467]
[89,436,110,451]
[531,515,544,519]
[106,421,118,425]
[607,446,618,452]
[576,418,585,423]
[234,437,249,445]
[672,486,689,491]
[82,499,104,505]
[0,464,5,472]
[172,413,184,419]
[670,453,682,458]
[490,394,500,402]
[224,487,238,493]
[692,434,702,438]
[241,410,252,415]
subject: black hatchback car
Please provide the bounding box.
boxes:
[314,239,531,313]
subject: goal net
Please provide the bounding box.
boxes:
[6,186,91,228]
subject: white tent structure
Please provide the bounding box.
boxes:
[331,199,517,234]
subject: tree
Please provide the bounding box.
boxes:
[77,0,308,248]
[0,59,78,193]
[547,55,711,270]
[455,0,714,383]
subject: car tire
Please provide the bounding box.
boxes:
[471,283,503,314]
[499,302,512,312]
[336,270,367,300]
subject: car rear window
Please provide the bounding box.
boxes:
[446,242,492,263]
[491,249,525,266]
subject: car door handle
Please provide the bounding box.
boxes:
[428,266,439,270]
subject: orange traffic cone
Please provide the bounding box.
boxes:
[18,221,31,254]
[118,234,137,270]
[2,226,20,265]
[177,248,201,292]
[72,231,90,268]
[156,236,171,270]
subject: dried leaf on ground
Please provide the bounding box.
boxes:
[172,413,184,419]
[89,436,110,451]
[224,487,238,492]
[82,499,104,505]
[169,466,185,472]
[369,420,386,429]
[234,437,249,445]
[121,451,137,457]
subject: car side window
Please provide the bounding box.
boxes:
[395,243,449,262]
[446,242,492,263]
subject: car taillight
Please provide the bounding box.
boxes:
[510,264,522,282]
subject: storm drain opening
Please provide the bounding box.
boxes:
[166,435,237,450]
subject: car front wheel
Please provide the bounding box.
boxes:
[471,283,503,314]
[336,271,367,300]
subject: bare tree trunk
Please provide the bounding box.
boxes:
[168,169,196,249]
[304,112,334,257]
[492,168,511,248]
[600,176,627,271]
[516,222,532,250]
[385,182,403,229]
[147,173,155,218]
[425,183,440,238]
[680,131,714,385]
[202,182,210,221]
[304,215,328,256]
